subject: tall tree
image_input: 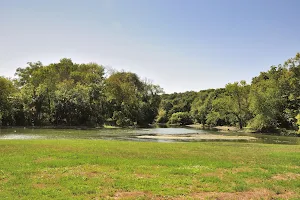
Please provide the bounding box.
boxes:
[105,71,162,126]
[191,89,215,126]
[213,81,250,129]
[0,77,16,125]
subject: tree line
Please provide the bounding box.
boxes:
[0,58,162,127]
[0,53,299,134]
[157,53,300,134]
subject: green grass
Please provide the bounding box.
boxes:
[0,140,299,199]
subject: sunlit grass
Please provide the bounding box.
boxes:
[0,140,299,199]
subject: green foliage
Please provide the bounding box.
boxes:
[169,112,193,125]
[155,52,300,134]
[248,114,277,132]
[0,77,17,125]
[155,108,168,123]
[158,91,198,123]
[296,114,300,133]
[105,72,163,126]
[191,89,215,125]
[2,59,162,127]
[212,81,251,129]
[1,52,300,132]
[206,111,221,126]
[248,78,281,131]
[248,53,300,132]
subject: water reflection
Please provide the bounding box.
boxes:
[0,127,299,145]
[0,134,44,140]
[134,128,203,135]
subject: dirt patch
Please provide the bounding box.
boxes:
[33,183,46,189]
[33,165,107,180]
[201,167,253,179]
[0,178,9,184]
[63,165,118,180]
[65,167,101,178]
[202,171,224,179]
[191,189,295,200]
[113,191,152,199]
[0,171,11,184]
[112,189,296,199]
[229,167,253,174]
[214,126,239,131]
[186,125,239,131]
[135,173,155,179]
[289,165,300,169]
[272,173,300,181]
[187,124,205,129]
[245,178,263,184]
[85,171,99,178]
[33,170,58,180]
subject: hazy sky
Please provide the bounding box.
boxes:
[1,0,299,93]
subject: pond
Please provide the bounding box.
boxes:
[0,127,299,145]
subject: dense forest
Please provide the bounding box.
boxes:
[0,53,300,134]
[0,59,163,127]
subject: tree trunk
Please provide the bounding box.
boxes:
[238,118,243,129]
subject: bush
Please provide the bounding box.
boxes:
[248,114,277,132]
[113,111,134,127]
[206,111,221,126]
[156,109,168,123]
[296,114,300,134]
[168,112,193,125]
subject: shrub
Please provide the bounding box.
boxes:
[296,114,300,134]
[156,109,168,123]
[248,114,277,132]
[206,111,221,126]
[169,112,193,125]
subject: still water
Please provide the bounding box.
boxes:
[0,127,299,145]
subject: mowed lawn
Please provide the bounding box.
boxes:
[0,140,299,199]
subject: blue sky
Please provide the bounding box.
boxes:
[0,0,299,93]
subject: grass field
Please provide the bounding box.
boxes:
[0,140,299,199]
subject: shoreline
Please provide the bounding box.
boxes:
[136,133,257,141]
[1,125,298,137]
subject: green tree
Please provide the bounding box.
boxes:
[15,61,47,125]
[105,71,162,126]
[156,108,168,123]
[105,72,143,126]
[296,114,300,133]
[158,91,199,123]
[13,59,106,126]
[191,90,215,126]
[137,82,163,125]
[249,77,282,131]
[0,77,16,125]
[213,81,250,129]
[169,112,193,125]
[206,111,221,127]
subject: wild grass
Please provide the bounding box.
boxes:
[0,140,299,199]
